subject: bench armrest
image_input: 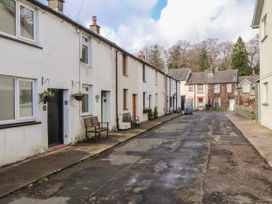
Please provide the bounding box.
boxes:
[99,122,109,128]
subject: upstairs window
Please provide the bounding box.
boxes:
[0,1,35,41]
[122,54,128,76]
[189,85,194,92]
[242,84,250,93]
[227,84,232,93]
[143,64,146,82]
[213,84,220,93]
[197,85,203,93]
[261,14,267,40]
[81,36,89,64]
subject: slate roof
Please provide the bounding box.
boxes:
[187,69,238,85]
[168,68,191,81]
[238,75,259,84]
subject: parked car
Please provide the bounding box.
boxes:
[184,100,193,115]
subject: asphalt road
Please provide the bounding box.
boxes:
[2,112,272,204]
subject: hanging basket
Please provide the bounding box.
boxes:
[39,90,55,104]
[72,93,85,101]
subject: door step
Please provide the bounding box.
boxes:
[48,144,69,153]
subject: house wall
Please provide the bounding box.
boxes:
[236,81,255,105]
[184,84,208,110]
[258,0,272,130]
[0,4,81,166]
[207,83,235,109]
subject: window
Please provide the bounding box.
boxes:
[227,84,232,93]
[155,93,158,107]
[122,54,127,76]
[198,98,203,104]
[155,71,158,85]
[213,98,221,108]
[149,95,152,108]
[261,14,267,40]
[0,1,35,40]
[0,76,34,123]
[143,92,146,108]
[213,84,220,93]
[242,84,250,93]
[123,89,128,110]
[20,5,34,40]
[81,85,92,114]
[189,85,194,92]
[263,82,269,105]
[81,36,89,64]
[143,64,146,82]
[0,0,16,35]
[197,85,203,93]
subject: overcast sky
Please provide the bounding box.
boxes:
[40,0,257,52]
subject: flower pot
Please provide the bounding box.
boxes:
[73,94,85,101]
[42,95,54,104]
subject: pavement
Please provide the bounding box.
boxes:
[0,113,179,199]
[226,113,272,167]
[2,112,272,204]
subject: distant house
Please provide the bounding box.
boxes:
[252,0,272,130]
[206,69,238,111]
[236,76,259,106]
[168,68,191,110]
[186,72,207,110]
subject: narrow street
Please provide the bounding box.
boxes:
[2,112,272,204]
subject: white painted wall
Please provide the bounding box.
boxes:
[257,0,272,130]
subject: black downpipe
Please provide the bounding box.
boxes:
[115,50,119,130]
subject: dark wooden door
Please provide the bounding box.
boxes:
[132,94,137,119]
[48,89,63,146]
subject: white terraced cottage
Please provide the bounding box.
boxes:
[252,0,272,130]
[0,0,180,167]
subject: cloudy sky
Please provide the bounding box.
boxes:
[41,0,257,52]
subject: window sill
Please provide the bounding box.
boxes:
[81,113,93,117]
[261,35,268,43]
[0,33,42,49]
[0,121,42,130]
[262,102,269,106]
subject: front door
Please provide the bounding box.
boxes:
[132,94,137,119]
[48,89,63,146]
[101,91,111,123]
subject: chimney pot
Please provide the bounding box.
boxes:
[47,0,64,12]
[90,16,100,34]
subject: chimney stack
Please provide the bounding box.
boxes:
[138,51,145,60]
[47,0,64,12]
[90,16,100,34]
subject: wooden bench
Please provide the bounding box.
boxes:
[83,116,109,142]
[122,112,140,128]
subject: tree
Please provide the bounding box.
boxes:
[139,44,166,71]
[200,38,220,68]
[247,34,260,74]
[218,42,233,70]
[231,36,251,76]
[199,48,209,71]
[167,40,190,69]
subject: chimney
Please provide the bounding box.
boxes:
[47,0,64,12]
[90,16,100,34]
[138,51,145,60]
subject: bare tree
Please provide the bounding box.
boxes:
[247,34,260,74]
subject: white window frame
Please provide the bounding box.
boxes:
[242,83,250,93]
[81,84,92,116]
[263,82,269,105]
[261,14,267,41]
[0,0,36,42]
[189,85,194,92]
[227,84,232,93]
[81,35,89,65]
[0,76,36,125]
[213,84,220,93]
[197,84,203,93]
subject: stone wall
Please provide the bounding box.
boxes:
[235,105,256,120]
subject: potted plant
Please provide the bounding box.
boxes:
[143,108,151,114]
[148,109,154,120]
[72,92,85,101]
[39,89,54,104]
[154,106,158,119]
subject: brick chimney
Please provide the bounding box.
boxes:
[90,16,100,34]
[47,0,64,12]
[138,51,145,60]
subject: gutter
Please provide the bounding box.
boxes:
[115,50,119,130]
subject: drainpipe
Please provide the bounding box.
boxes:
[176,81,178,111]
[115,50,119,130]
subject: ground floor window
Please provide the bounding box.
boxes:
[81,85,92,114]
[213,98,221,108]
[149,94,152,109]
[0,76,35,123]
